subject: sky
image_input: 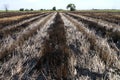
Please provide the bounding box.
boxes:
[0,0,120,10]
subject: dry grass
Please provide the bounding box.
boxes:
[0,13,46,30]
[0,13,53,59]
[0,13,56,80]
[37,13,68,79]
[34,13,76,79]
[0,14,44,38]
[62,12,120,80]
[0,12,119,80]
[64,13,117,67]
[0,14,34,21]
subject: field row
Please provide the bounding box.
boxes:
[0,12,41,18]
[0,12,120,80]
[71,12,120,24]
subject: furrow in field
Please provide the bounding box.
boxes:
[0,13,49,50]
[27,13,75,80]
[61,13,105,80]
[0,12,40,18]
[62,13,120,80]
[0,12,45,29]
[0,13,49,40]
[0,13,54,60]
[10,13,77,80]
[0,12,120,80]
[68,13,120,32]
[67,13,120,51]
[0,12,56,80]
[72,12,120,25]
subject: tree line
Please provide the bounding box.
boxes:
[3,3,76,12]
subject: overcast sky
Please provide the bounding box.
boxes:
[0,0,120,10]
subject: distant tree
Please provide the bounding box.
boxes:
[52,6,56,11]
[30,8,33,11]
[58,9,63,11]
[25,9,29,11]
[40,9,43,11]
[4,4,9,12]
[19,8,24,11]
[40,9,46,11]
[67,3,76,11]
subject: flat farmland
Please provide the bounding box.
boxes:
[0,12,120,80]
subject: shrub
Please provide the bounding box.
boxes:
[52,6,56,11]
[25,9,29,11]
[19,8,24,11]
[30,8,33,11]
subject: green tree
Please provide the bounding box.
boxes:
[40,9,43,11]
[19,8,24,11]
[30,8,33,11]
[52,6,56,11]
[25,9,29,11]
[67,3,76,11]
